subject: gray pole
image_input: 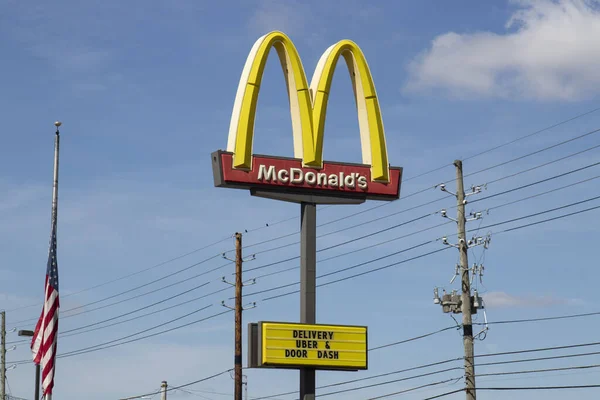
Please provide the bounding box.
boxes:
[35,364,40,400]
[42,122,61,400]
[1,311,5,400]
[17,330,38,400]
[51,122,60,234]
[455,160,476,400]
[160,381,167,400]
[299,202,316,400]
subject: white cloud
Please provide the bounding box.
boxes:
[405,0,600,101]
[483,290,583,308]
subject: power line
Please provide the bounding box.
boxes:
[485,142,600,186]
[10,116,598,322]
[245,138,600,254]
[5,237,233,314]
[316,362,600,398]
[423,388,466,400]
[246,170,600,289]
[15,190,595,360]
[240,151,600,272]
[369,326,459,351]
[317,368,462,397]
[245,241,435,298]
[118,368,233,400]
[261,247,451,302]
[405,105,600,182]
[487,173,600,213]
[474,310,600,326]
[9,306,228,365]
[255,197,600,302]
[304,124,600,233]
[472,159,600,204]
[8,256,230,327]
[475,384,600,392]
[56,303,214,357]
[255,331,600,400]
[463,127,600,180]
[6,281,217,346]
[477,363,600,378]
[366,378,462,399]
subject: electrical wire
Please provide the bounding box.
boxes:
[463,127,600,180]
[118,369,233,400]
[244,241,434,298]
[474,384,600,392]
[244,219,450,277]
[472,159,600,204]
[9,305,220,365]
[5,281,216,346]
[255,334,600,400]
[477,363,600,378]
[57,303,213,357]
[244,138,600,254]
[11,186,600,352]
[486,173,600,213]
[254,196,600,302]
[404,105,600,182]
[317,368,462,397]
[246,171,600,289]
[422,388,466,400]
[8,141,600,375]
[5,236,233,314]
[290,124,600,237]
[261,247,451,302]
[474,310,600,326]
[8,256,231,327]
[366,378,462,399]
[11,114,598,325]
[239,151,600,273]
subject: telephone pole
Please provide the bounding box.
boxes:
[234,232,243,400]
[433,161,491,400]
[455,160,476,400]
[222,233,256,400]
[160,380,167,400]
[1,311,5,400]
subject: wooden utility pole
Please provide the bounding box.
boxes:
[234,232,243,400]
[455,160,476,400]
[1,311,5,400]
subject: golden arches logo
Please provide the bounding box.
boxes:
[227,31,390,183]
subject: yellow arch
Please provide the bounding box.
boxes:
[227,31,390,182]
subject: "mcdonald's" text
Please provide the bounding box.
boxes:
[257,164,368,190]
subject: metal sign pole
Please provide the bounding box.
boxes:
[299,202,317,400]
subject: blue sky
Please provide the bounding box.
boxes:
[3,0,600,399]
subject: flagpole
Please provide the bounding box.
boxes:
[51,121,60,232]
[45,121,61,400]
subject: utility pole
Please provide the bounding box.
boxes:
[160,380,167,400]
[455,160,476,400]
[222,233,256,400]
[234,232,243,400]
[1,311,5,400]
[433,161,491,400]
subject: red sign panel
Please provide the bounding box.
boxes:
[212,151,402,201]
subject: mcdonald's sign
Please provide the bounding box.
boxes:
[212,31,402,201]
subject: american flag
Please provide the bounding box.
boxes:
[31,217,60,398]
